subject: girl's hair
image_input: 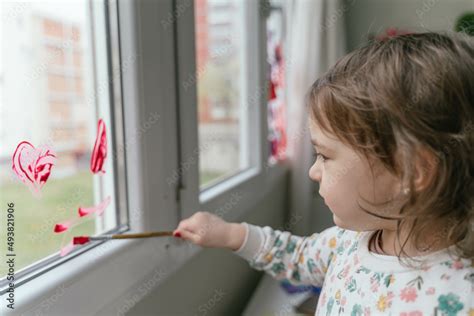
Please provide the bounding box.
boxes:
[306,31,474,267]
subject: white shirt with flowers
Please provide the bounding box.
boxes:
[233,223,474,316]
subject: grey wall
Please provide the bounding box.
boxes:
[344,0,474,51]
[127,171,290,315]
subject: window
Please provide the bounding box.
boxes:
[176,0,269,219]
[194,0,254,189]
[0,0,127,290]
[0,0,285,312]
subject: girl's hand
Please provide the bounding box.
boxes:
[173,211,246,251]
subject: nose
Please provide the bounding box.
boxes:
[308,161,322,183]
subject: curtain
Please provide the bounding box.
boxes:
[284,0,348,235]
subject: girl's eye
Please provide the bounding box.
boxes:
[312,151,328,162]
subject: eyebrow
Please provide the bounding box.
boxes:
[310,139,331,151]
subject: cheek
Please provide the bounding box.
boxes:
[320,177,358,223]
[321,158,399,231]
[325,184,377,231]
[319,160,368,224]
[320,164,360,207]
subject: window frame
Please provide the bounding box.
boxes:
[0,1,185,313]
[176,0,276,223]
[1,0,289,314]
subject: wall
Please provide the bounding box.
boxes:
[126,170,290,315]
[345,0,473,51]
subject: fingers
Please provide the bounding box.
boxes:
[177,229,202,244]
[173,212,199,238]
[174,217,195,234]
[173,211,210,244]
[174,211,205,231]
[173,222,203,245]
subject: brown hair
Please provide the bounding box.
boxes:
[306,31,474,267]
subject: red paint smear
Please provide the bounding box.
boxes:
[90,119,107,174]
[73,236,90,245]
[60,240,75,257]
[54,223,69,233]
[53,218,79,234]
[78,195,111,217]
[12,141,56,194]
[54,195,111,255]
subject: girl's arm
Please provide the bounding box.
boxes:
[173,211,341,287]
[232,222,340,287]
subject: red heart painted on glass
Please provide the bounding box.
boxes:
[12,141,56,195]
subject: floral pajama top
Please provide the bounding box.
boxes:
[233,223,474,315]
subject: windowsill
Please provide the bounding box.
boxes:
[1,161,289,315]
[200,167,262,204]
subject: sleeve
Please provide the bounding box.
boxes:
[232,222,342,287]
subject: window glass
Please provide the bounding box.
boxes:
[194,0,251,188]
[0,0,121,278]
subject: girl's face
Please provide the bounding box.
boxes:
[308,119,402,232]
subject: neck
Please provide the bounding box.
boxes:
[371,226,450,257]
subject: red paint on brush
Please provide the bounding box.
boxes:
[54,223,69,233]
[90,119,108,174]
[12,141,56,194]
[73,236,90,245]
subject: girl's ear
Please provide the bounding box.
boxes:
[413,147,438,192]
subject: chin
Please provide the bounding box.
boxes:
[332,214,346,228]
[332,214,357,231]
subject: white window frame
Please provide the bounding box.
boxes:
[176,0,287,225]
[1,0,288,314]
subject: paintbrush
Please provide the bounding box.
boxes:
[73,231,175,245]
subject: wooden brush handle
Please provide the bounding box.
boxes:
[111,231,174,239]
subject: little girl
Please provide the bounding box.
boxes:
[173,32,474,315]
